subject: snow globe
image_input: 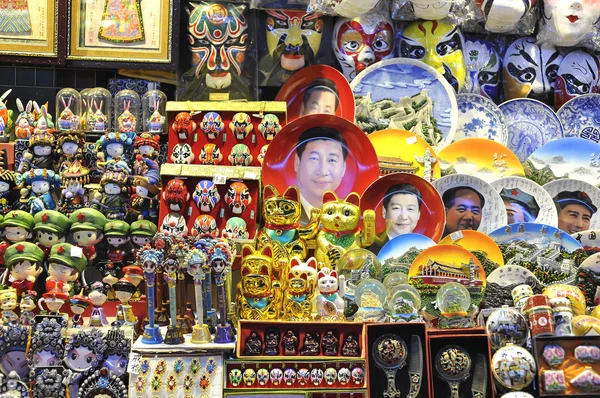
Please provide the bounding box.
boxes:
[142,90,167,134]
[436,282,472,328]
[55,88,81,131]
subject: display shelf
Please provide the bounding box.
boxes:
[166,101,287,113]
[133,327,236,353]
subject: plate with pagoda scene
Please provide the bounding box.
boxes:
[351,58,457,151]
[488,223,587,287]
[439,230,505,276]
[408,244,485,318]
[368,129,441,181]
[377,233,436,278]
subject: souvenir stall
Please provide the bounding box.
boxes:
[3,0,600,397]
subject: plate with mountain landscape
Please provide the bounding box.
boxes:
[408,245,485,319]
[437,138,525,182]
[488,223,587,287]
[524,137,600,187]
[377,233,436,278]
[543,179,600,233]
[439,230,505,276]
[351,58,457,151]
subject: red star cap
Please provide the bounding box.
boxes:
[41,213,49,222]
[15,244,24,252]
[77,213,85,222]
[57,246,65,254]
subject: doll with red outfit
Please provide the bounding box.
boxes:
[104,220,131,265]
[69,208,107,261]
[33,210,69,259]
[45,242,87,295]
[4,242,44,297]
[0,211,34,270]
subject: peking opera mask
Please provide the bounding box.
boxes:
[555,51,600,110]
[542,0,600,47]
[463,39,502,102]
[476,0,535,33]
[502,37,563,103]
[193,179,221,212]
[332,14,395,82]
[225,181,251,214]
[264,10,324,73]
[408,0,455,20]
[187,2,249,90]
[399,20,466,92]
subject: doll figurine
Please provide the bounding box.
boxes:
[5,241,44,296]
[322,331,339,356]
[317,267,346,320]
[87,281,110,327]
[186,247,211,344]
[0,289,18,326]
[113,275,137,326]
[0,211,34,268]
[102,325,131,377]
[17,169,61,214]
[14,99,34,140]
[264,327,280,355]
[88,100,108,133]
[95,261,121,300]
[130,156,160,222]
[18,128,55,173]
[58,96,80,131]
[140,246,164,344]
[0,168,17,216]
[342,334,360,357]
[282,330,299,355]
[58,160,90,217]
[130,220,158,260]
[32,102,52,136]
[117,100,136,133]
[19,290,37,325]
[134,132,161,161]
[33,210,69,259]
[0,89,13,141]
[148,99,165,134]
[68,289,91,328]
[95,132,134,170]
[300,332,320,356]
[244,332,263,355]
[209,241,235,343]
[69,209,107,261]
[46,243,87,295]
[283,257,317,321]
[92,163,130,220]
[63,329,104,398]
[104,220,131,265]
[55,130,86,174]
[163,255,184,345]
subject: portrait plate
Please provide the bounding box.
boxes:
[543,179,600,232]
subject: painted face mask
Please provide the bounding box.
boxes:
[172,112,196,140]
[463,39,502,102]
[265,10,324,72]
[229,369,242,387]
[171,143,195,164]
[228,143,253,166]
[409,0,455,20]
[199,143,223,165]
[258,144,268,165]
[555,51,600,110]
[477,0,534,33]
[193,180,221,212]
[333,15,395,81]
[222,217,249,239]
[188,2,249,90]
[192,214,219,237]
[201,111,224,139]
[160,213,189,237]
[229,112,253,139]
[225,181,251,214]
[258,114,282,141]
[270,368,283,386]
[399,20,466,92]
[503,37,563,102]
[542,0,600,47]
[163,179,190,213]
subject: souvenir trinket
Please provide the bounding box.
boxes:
[130,221,158,258]
[68,290,90,328]
[0,324,30,379]
[486,307,528,350]
[92,163,130,220]
[18,124,55,173]
[69,209,107,261]
[56,90,81,132]
[317,267,345,320]
[300,332,320,356]
[199,143,222,165]
[436,281,473,329]
[462,39,502,102]
[511,284,534,309]
[525,305,555,338]
[284,368,296,386]
[171,143,195,164]
[17,169,60,214]
[130,163,161,223]
[555,51,600,111]
[324,368,337,385]
[163,255,184,345]
[209,241,235,343]
[297,368,310,386]
[186,247,211,344]
[229,368,242,387]
[244,332,263,355]
[87,282,110,327]
[55,129,85,175]
[436,345,471,398]
[476,0,534,33]
[0,168,17,216]
[27,317,66,374]
[14,99,34,140]
[492,344,535,390]
[257,368,269,386]
[200,112,224,140]
[160,213,189,238]
[115,93,139,134]
[264,327,280,355]
[193,180,220,212]
[570,367,600,392]
[0,211,34,267]
[543,344,566,367]
[58,160,89,217]
[31,367,66,398]
[19,290,37,326]
[0,89,13,142]
[0,371,28,397]
[282,330,299,355]
[228,143,253,166]
[113,275,138,326]
[551,297,574,336]
[283,257,317,321]
[258,144,268,165]
[104,220,131,265]
[270,368,283,385]
[322,331,339,356]
[541,0,600,47]
[258,114,281,141]
[385,283,421,322]
[229,113,253,140]
[342,334,360,357]
[221,217,249,239]
[543,369,567,393]
[143,91,167,133]
[0,289,17,326]
[77,367,128,398]
[243,368,256,386]
[575,345,600,364]
[354,278,387,322]
[352,367,364,385]
[63,329,104,398]
[45,242,87,295]
[5,241,44,296]
[338,367,351,385]
[192,215,219,237]
[172,112,196,140]
[372,334,407,398]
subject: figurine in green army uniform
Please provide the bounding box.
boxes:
[104,220,131,265]
[4,241,44,297]
[45,242,87,295]
[69,208,107,261]
[33,210,70,259]
[0,210,34,268]
[130,220,157,261]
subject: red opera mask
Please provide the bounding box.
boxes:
[225,181,251,214]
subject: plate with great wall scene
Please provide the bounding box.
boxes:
[351,58,457,151]
[377,233,436,278]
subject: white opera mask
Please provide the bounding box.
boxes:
[409,0,455,20]
[555,51,600,109]
[542,0,600,47]
[478,0,533,33]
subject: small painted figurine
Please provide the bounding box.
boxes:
[14,99,34,140]
[0,89,13,141]
[113,275,137,326]
[95,261,121,300]
[5,241,44,296]
[104,220,131,265]
[63,328,104,398]
[0,289,18,326]
[95,132,134,168]
[300,332,320,356]
[117,100,136,133]
[0,211,34,268]
[33,210,69,259]
[264,327,280,355]
[317,267,346,320]
[58,96,80,131]
[46,242,87,295]
[130,157,160,222]
[322,331,339,356]
[102,325,131,377]
[342,334,360,357]
[87,281,110,327]
[133,132,161,163]
[17,168,61,213]
[19,290,37,325]
[243,332,263,355]
[18,128,55,173]
[58,159,90,217]
[148,99,165,133]
[69,209,107,261]
[54,129,86,174]
[283,257,317,321]
[0,168,17,216]
[88,100,108,133]
[282,330,299,355]
[68,289,91,328]
[130,220,157,260]
[92,163,130,220]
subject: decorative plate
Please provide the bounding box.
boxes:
[368,129,441,181]
[351,58,457,151]
[491,176,559,227]
[361,173,446,241]
[524,137,600,187]
[486,307,529,349]
[455,93,508,144]
[408,245,485,318]
[377,233,436,277]
[557,94,600,142]
[486,265,540,287]
[543,179,600,233]
[576,253,600,306]
[275,65,355,123]
[437,138,524,182]
[432,174,508,236]
[491,345,536,390]
[439,230,504,276]
[499,98,564,162]
[488,223,586,287]
[571,230,600,255]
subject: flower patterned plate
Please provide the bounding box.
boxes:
[557,94,600,143]
[455,93,508,144]
[499,98,564,162]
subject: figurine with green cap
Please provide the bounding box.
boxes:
[33,210,70,259]
[69,209,107,261]
[104,220,130,264]
[130,220,157,260]
[5,241,44,297]
[0,210,34,267]
[45,242,87,294]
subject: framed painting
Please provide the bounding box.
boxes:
[0,0,66,63]
[67,0,178,68]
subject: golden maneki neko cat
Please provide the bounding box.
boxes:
[237,245,283,320]
[283,257,318,321]
[304,191,376,270]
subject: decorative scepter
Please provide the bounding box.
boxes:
[163,255,184,344]
[209,241,235,343]
[139,245,163,344]
[186,248,211,343]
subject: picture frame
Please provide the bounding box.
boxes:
[67,0,179,69]
[0,0,66,64]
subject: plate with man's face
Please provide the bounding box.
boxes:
[543,179,600,235]
[433,174,507,237]
[491,176,558,227]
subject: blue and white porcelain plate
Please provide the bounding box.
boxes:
[557,94,600,143]
[499,98,564,163]
[455,93,508,144]
[351,58,457,151]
